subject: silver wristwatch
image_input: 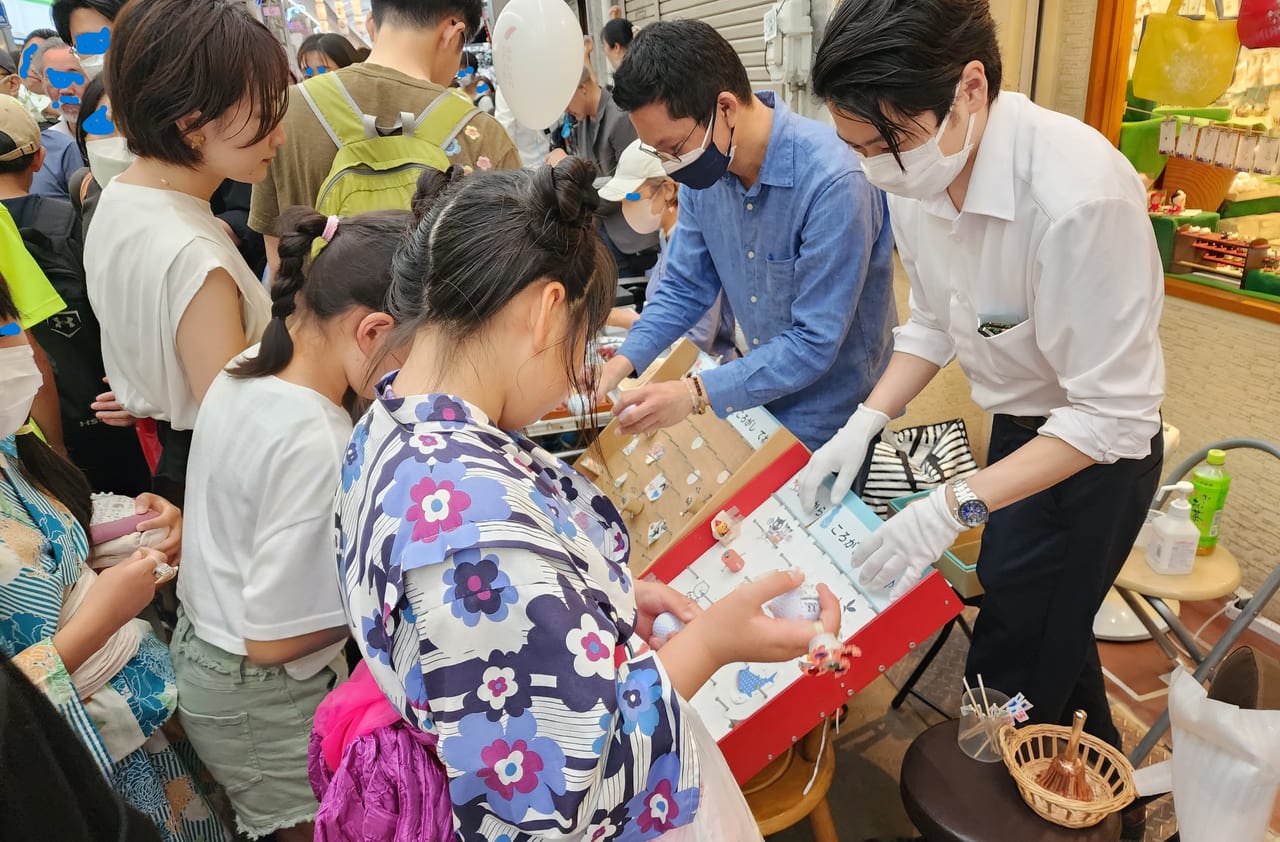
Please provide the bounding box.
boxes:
[950,478,989,529]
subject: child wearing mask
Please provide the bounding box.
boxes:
[84,0,290,505]
[171,173,455,842]
[334,158,841,840]
[0,274,227,842]
[601,138,738,360]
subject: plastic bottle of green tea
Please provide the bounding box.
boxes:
[1189,449,1231,556]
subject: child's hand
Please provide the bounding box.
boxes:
[84,548,167,630]
[134,493,182,564]
[634,580,700,649]
[697,570,841,666]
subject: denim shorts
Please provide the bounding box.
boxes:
[170,614,335,838]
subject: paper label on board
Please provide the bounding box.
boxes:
[1195,127,1221,163]
[1175,122,1200,159]
[1235,135,1258,172]
[1254,136,1280,175]
[1214,130,1241,168]
[1158,119,1178,156]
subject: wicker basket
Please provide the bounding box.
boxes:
[999,724,1137,829]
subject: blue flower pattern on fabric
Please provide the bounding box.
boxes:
[442,711,568,824]
[617,668,663,738]
[342,419,370,491]
[384,459,511,577]
[621,753,700,841]
[442,550,519,626]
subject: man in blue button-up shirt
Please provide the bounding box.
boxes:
[598,20,896,453]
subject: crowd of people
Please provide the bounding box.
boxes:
[0,0,1164,840]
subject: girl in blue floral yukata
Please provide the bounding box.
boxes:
[335,157,843,841]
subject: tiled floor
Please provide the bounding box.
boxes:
[764,602,1280,842]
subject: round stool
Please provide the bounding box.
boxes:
[744,725,838,842]
[900,720,1122,842]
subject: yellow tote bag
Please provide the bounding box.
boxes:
[1132,0,1240,107]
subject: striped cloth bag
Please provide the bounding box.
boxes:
[860,418,979,516]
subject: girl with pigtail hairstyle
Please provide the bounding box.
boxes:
[329,158,836,841]
[170,171,455,842]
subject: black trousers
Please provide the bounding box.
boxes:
[966,415,1163,748]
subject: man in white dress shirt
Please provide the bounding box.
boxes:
[804,0,1163,818]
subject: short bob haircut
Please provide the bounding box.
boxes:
[51,0,128,45]
[812,0,1002,161]
[297,33,360,70]
[106,0,290,169]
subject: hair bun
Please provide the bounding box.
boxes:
[537,157,600,228]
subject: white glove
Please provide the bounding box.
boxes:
[851,484,962,600]
[797,404,890,511]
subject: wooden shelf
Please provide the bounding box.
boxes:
[1166,276,1280,324]
[1201,254,1245,269]
[1193,241,1249,259]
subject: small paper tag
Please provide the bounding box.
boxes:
[1158,118,1178,156]
[1235,134,1258,172]
[1254,136,1280,175]
[1195,127,1221,163]
[1175,122,1200,159]
[1214,129,1241,168]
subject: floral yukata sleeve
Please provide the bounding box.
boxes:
[336,384,702,842]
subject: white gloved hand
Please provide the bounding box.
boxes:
[797,404,890,511]
[851,484,963,600]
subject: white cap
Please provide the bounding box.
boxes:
[598,138,669,201]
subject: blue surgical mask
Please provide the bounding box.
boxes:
[665,110,735,190]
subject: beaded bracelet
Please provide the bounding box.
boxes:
[684,374,709,415]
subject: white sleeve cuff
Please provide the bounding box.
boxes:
[892,321,955,368]
[1039,406,1161,464]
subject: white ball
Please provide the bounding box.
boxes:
[767,585,821,621]
[652,611,685,643]
[566,393,592,415]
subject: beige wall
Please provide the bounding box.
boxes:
[889,264,1280,623]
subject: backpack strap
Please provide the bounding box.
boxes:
[297,73,372,148]
[410,91,479,153]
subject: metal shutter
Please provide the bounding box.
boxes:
[655,0,777,91]
[625,0,659,27]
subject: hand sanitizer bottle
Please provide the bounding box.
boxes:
[1147,482,1199,575]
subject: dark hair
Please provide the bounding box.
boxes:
[51,0,127,45]
[0,274,92,535]
[370,0,482,38]
[107,0,290,168]
[297,33,359,69]
[601,18,633,50]
[812,0,1002,160]
[0,129,38,176]
[73,74,105,161]
[354,46,372,62]
[461,50,479,72]
[612,20,751,119]
[389,157,615,392]
[23,28,59,44]
[233,169,458,380]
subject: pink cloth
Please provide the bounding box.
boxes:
[308,662,454,842]
[313,662,404,774]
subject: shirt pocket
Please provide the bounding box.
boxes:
[973,319,1043,385]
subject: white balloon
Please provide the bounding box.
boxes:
[493,0,584,131]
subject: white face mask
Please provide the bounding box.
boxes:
[86,136,135,186]
[622,190,665,235]
[78,52,105,80]
[0,344,42,439]
[859,98,977,200]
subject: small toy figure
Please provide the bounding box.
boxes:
[721,548,745,573]
[711,507,741,543]
[1148,190,1165,213]
[646,519,668,545]
[767,585,821,621]
[1170,189,1188,213]
[764,515,794,546]
[800,631,861,678]
[644,444,665,465]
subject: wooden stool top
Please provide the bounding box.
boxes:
[1115,543,1240,602]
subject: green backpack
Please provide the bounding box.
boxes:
[298,73,478,216]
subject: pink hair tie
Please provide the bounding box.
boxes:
[321,215,341,242]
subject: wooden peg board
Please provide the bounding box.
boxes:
[575,339,802,575]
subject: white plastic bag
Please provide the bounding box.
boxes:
[1139,668,1280,842]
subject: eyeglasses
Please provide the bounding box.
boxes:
[639,109,714,164]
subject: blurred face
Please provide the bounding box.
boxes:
[81,93,118,139]
[299,50,339,78]
[195,97,287,184]
[69,8,114,46]
[605,42,626,70]
[566,82,592,121]
[42,48,87,124]
[0,70,20,97]
[20,39,45,93]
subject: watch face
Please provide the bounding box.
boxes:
[957,498,989,527]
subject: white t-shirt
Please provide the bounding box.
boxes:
[178,356,352,679]
[85,180,271,430]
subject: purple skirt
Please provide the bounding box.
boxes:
[309,721,454,841]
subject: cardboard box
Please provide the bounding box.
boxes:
[646,445,963,783]
[575,339,802,575]
[889,491,984,600]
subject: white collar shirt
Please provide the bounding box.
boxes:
[888,92,1165,463]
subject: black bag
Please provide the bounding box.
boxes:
[11,196,105,429]
[860,418,980,516]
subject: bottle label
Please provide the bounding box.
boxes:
[1210,508,1222,538]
